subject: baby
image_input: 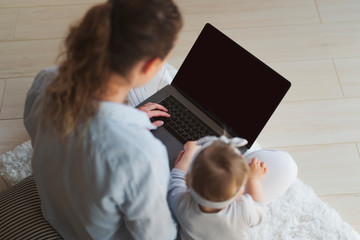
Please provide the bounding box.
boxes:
[167,136,267,240]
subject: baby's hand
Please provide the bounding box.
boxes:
[248,158,267,180]
[174,141,201,172]
[183,141,200,153]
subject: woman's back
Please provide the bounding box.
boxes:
[25,68,175,239]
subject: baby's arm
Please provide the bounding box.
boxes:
[168,142,200,216]
[173,141,201,173]
[167,168,188,218]
[246,158,267,202]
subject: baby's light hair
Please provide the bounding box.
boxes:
[188,141,250,202]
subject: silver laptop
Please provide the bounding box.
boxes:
[137,23,291,168]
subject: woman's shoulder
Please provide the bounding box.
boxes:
[33,67,58,87]
[27,67,58,99]
[36,66,58,77]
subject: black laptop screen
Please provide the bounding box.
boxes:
[172,23,291,148]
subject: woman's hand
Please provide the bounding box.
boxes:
[138,102,170,127]
[174,141,201,172]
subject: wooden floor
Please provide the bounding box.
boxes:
[0,0,359,232]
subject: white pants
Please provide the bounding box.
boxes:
[244,148,298,204]
[130,64,298,205]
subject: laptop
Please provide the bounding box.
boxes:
[137,23,291,168]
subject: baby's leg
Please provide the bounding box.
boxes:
[243,149,298,204]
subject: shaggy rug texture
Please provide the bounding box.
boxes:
[1,141,359,240]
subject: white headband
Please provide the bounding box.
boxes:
[188,136,248,209]
[190,185,244,209]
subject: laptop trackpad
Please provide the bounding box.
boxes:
[152,127,184,169]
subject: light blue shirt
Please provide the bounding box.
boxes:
[24,68,177,239]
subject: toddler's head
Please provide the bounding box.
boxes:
[187,139,250,209]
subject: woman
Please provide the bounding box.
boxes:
[24,0,182,239]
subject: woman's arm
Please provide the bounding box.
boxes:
[24,68,58,145]
[120,161,177,240]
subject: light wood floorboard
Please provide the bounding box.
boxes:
[15,4,92,40]
[269,60,344,101]
[281,143,360,196]
[316,0,360,23]
[175,0,320,31]
[0,119,29,154]
[168,30,199,69]
[0,78,33,119]
[0,39,61,78]
[258,98,360,147]
[0,8,18,41]
[222,22,360,63]
[334,58,360,98]
[321,194,360,232]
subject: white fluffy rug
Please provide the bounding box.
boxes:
[0,141,33,187]
[1,141,359,239]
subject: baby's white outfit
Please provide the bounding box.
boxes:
[168,168,266,240]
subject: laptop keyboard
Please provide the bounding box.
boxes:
[151,95,219,144]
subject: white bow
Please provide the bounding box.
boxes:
[196,135,248,154]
